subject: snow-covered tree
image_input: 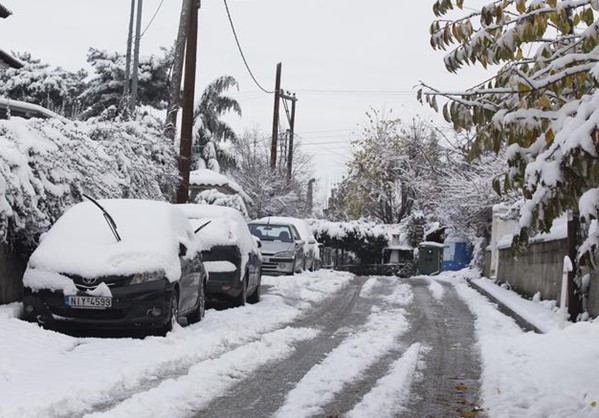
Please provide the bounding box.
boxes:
[230,129,314,219]
[0,53,87,118]
[79,47,173,119]
[420,0,599,261]
[0,110,177,254]
[329,111,441,224]
[192,75,241,172]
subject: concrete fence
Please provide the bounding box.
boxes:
[495,238,599,318]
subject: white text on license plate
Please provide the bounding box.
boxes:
[65,296,112,309]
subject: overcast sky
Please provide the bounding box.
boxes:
[0,0,486,206]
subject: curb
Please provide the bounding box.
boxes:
[467,279,544,334]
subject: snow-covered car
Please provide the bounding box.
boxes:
[22,199,207,335]
[253,216,319,271]
[248,220,305,275]
[177,204,262,306]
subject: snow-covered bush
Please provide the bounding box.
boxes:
[193,189,248,218]
[0,112,177,253]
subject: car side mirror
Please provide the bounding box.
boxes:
[296,239,305,247]
[179,243,187,257]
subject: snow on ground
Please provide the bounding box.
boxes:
[359,276,413,305]
[472,276,562,333]
[0,301,22,319]
[87,327,319,418]
[426,278,445,301]
[0,270,353,418]
[274,278,413,418]
[346,343,427,418]
[451,273,599,418]
[262,270,353,309]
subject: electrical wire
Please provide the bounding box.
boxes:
[223,0,273,94]
[140,0,166,38]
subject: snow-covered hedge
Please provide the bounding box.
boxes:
[0,112,177,253]
[307,219,393,264]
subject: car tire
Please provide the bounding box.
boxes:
[160,290,179,336]
[234,273,248,307]
[248,272,261,304]
[187,279,206,324]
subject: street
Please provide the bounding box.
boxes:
[0,271,485,418]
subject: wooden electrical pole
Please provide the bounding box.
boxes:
[124,0,136,102]
[165,0,193,142]
[176,0,199,204]
[130,0,143,113]
[270,63,282,170]
[281,91,297,180]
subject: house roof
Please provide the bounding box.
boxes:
[0,49,23,69]
[0,3,12,19]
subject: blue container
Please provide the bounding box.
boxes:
[442,239,472,271]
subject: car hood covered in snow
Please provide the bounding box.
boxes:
[24,200,196,291]
[259,240,295,255]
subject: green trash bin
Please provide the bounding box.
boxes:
[418,242,444,275]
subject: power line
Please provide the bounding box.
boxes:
[140,0,165,38]
[223,0,273,94]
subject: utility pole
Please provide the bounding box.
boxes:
[165,0,193,142]
[130,0,143,113]
[124,0,136,103]
[270,63,282,170]
[280,91,297,180]
[176,0,199,203]
[307,178,316,214]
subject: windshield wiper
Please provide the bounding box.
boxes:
[82,194,121,242]
[194,220,212,234]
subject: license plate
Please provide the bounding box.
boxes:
[65,296,112,309]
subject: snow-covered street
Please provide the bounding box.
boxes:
[2,270,599,417]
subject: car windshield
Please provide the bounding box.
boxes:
[249,224,293,243]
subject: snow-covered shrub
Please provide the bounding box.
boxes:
[193,189,248,218]
[0,112,176,254]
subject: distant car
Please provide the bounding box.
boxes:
[248,220,305,275]
[254,216,319,271]
[22,199,207,335]
[177,204,262,306]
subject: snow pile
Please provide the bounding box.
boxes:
[0,115,176,252]
[87,327,319,418]
[25,200,196,285]
[0,302,22,320]
[347,343,426,418]
[275,308,411,418]
[446,271,599,417]
[0,270,354,418]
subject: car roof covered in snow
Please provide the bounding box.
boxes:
[27,199,196,282]
[176,204,257,254]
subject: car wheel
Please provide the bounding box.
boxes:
[161,290,179,336]
[248,272,261,304]
[187,279,206,324]
[234,273,248,307]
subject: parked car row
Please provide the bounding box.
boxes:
[21,198,320,336]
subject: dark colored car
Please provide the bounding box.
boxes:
[177,204,262,306]
[22,199,207,335]
[248,221,305,275]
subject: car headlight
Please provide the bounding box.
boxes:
[274,251,294,258]
[130,272,164,285]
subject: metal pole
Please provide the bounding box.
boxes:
[130,0,143,112]
[176,0,199,203]
[270,63,282,170]
[567,211,583,320]
[287,94,297,180]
